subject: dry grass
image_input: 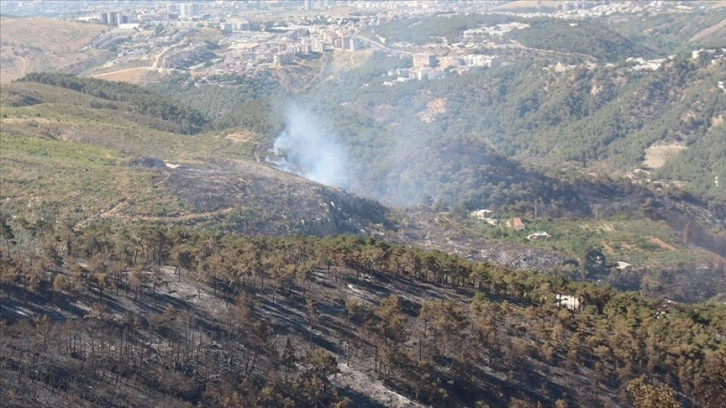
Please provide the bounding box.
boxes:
[224,129,256,143]
[329,49,374,74]
[419,98,447,123]
[710,114,724,130]
[702,1,726,7]
[187,27,225,43]
[493,1,567,10]
[648,237,677,251]
[1,116,52,125]
[689,17,726,43]
[0,18,107,82]
[93,67,158,84]
[0,18,105,52]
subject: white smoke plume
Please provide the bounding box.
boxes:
[271,105,351,189]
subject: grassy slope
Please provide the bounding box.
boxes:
[465,216,708,267]
[0,18,108,82]
[1,82,258,161]
[0,82,261,226]
[607,8,726,53]
[0,81,394,239]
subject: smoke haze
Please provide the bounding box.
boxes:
[271,105,351,190]
[269,102,444,208]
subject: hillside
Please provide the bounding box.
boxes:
[0,18,109,82]
[292,51,726,204]
[0,79,393,238]
[1,228,725,408]
[2,77,725,303]
[1,10,726,406]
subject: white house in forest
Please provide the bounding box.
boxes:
[555,294,583,311]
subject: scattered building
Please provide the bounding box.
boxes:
[101,11,120,25]
[470,209,493,220]
[463,54,500,68]
[469,209,500,226]
[69,0,717,91]
[556,294,583,311]
[483,218,499,226]
[273,52,294,67]
[509,217,525,231]
[412,53,436,68]
[438,56,462,69]
[179,3,201,18]
[626,56,666,71]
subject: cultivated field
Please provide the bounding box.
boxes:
[642,143,687,170]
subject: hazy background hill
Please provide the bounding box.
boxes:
[0,18,110,82]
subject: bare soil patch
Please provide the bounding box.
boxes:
[418,98,447,123]
[93,67,157,84]
[689,18,726,43]
[1,116,53,125]
[642,143,687,170]
[493,1,567,10]
[329,49,373,74]
[335,363,424,408]
[224,130,256,143]
[710,114,724,130]
[648,237,677,251]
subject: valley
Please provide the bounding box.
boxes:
[1,2,725,407]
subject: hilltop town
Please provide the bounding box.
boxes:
[4,1,722,86]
